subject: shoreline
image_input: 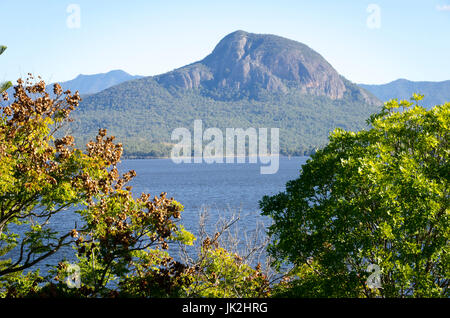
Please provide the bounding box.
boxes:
[121,154,308,160]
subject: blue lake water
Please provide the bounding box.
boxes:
[118,156,307,227]
[6,156,308,274]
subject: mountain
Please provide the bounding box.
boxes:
[57,69,143,96]
[5,69,143,99]
[359,79,450,108]
[154,30,378,103]
[68,31,382,157]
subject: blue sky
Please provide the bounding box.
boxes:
[1,0,449,84]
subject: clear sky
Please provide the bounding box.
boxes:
[1,0,449,84]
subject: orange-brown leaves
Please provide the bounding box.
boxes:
[0,76,86,199]
[1,90,8,101]
[54,135,75,159]
[3,106,11,116]
[4,75,80,128]
[86,129,123,166]
[0,75,134,215]
[53,83,62,96]
[70,229,79,238]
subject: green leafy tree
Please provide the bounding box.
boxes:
[0,76,194,297]
[0,46,12,93]
[182,235,271,298]
[261,95,449,297]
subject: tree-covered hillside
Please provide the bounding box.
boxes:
[69,77,381,157]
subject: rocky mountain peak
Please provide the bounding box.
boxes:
[154,30,349,99]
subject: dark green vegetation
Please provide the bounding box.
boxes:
[68,31,381,157]
[261,95,449,297]
[360,78,450,109]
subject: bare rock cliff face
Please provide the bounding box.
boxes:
[154,30,349,99]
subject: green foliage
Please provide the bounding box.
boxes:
[0,270,43,298]
[261,96,449,297]
[117,248,190,298]
[69,191,191,297]
[0,45,12,93]
[185,245,270,298]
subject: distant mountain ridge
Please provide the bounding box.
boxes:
[66,30,382,157]
[5,69,143,99]
[359,79,450,108]
[58,69,143,95]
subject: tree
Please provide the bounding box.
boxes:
[0,46,12,93]
[0,76,194,297]
[260,95,449,297]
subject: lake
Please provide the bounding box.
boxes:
[7,156,308,274]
